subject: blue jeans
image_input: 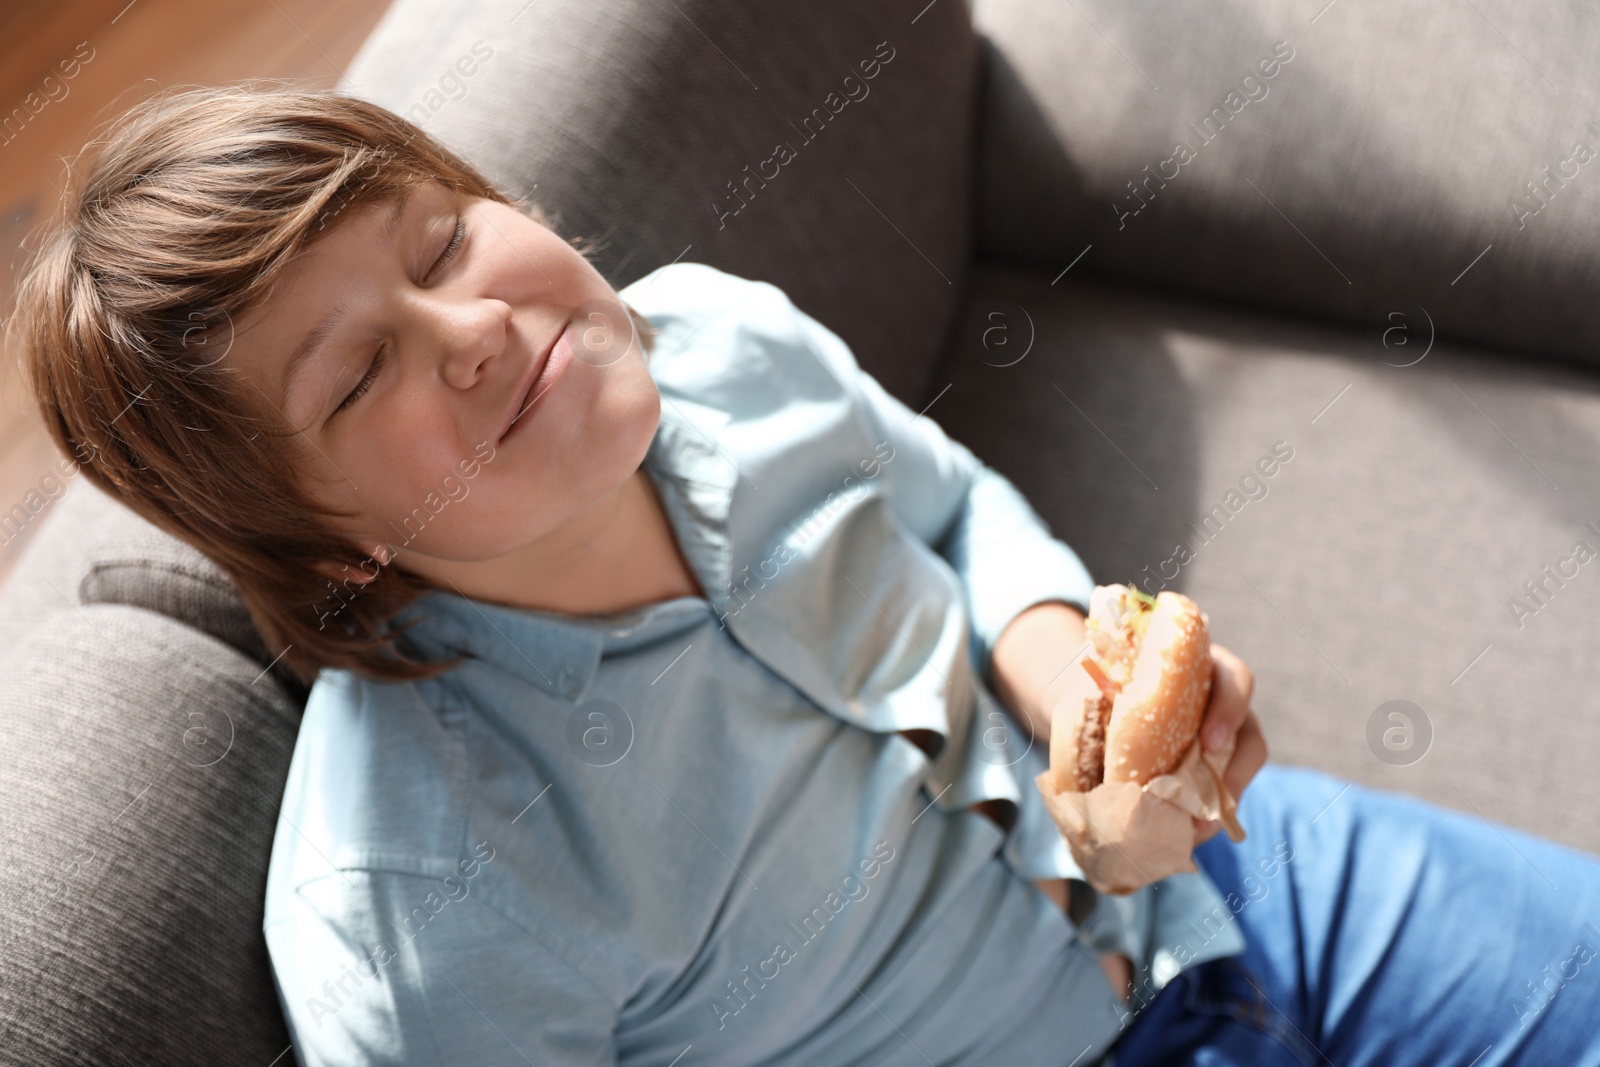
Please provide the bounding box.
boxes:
[1106,763,1600,1067]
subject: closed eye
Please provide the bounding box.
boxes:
[429,218,466,280]
[335,343,386,414]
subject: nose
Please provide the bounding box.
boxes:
[431,294,511,389]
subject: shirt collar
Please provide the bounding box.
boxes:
[386,394,737,700]
[642,392,738,611]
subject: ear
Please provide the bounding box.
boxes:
[312,543,392,584]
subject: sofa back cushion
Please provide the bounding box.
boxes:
[973,0,1600,369]
[340,0,983,404]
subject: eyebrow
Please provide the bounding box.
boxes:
[280,192,414,419]
[378,188,414,246]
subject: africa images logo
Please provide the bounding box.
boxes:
[708,840,897,1032]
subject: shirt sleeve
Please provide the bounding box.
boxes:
[779,292,1097,686]
[265,869,619,1067]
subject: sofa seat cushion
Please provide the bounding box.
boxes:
[934,261,1600,855]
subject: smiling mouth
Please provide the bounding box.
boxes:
[503,374,539,440]
[500,320,567,442]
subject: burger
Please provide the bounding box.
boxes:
[1051,584,1213,793]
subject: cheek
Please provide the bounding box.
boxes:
[362,438,464,520]
[322,404,470,529]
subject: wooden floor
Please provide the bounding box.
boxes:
[0,0,393,587]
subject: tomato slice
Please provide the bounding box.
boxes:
[1080,657,1119,700]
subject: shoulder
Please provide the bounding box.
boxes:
[620,262,861,408]
[266,669,472,894]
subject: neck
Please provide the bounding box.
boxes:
[403,467,705,617]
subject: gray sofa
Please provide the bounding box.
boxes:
[5,0,1600,1061]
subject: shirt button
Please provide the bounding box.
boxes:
[557,667,577,697]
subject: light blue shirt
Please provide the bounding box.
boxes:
[263,262,1245,1066]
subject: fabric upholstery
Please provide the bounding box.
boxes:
[4,0,1600,1061]
[971,0,1600,371]
[0,479,298,699]
[0,604,300,1064]
[337,0,981,404]
[934,261,1600,856]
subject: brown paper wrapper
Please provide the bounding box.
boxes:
[1035,729,1247,896]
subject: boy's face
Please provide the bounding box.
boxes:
[224,180,661,574]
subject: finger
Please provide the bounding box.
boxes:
[1194,716,1266,849]
[1215,643,1255,704]
[1201,643,1254,751]
[1223,711,1268,802]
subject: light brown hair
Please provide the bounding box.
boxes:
[10,82,656,686]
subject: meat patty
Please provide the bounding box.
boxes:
[1074,692,1112,792]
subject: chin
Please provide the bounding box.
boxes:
[625,383,663,461]
[588,369,662,471]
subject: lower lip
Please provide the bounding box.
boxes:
[503,323,574,442]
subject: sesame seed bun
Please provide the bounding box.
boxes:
[1054,586,1213,791]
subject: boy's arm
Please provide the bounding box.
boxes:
[989,599,1092,745]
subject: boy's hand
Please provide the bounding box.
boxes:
[989,603,1268,843]
[1192,644,1267,845]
